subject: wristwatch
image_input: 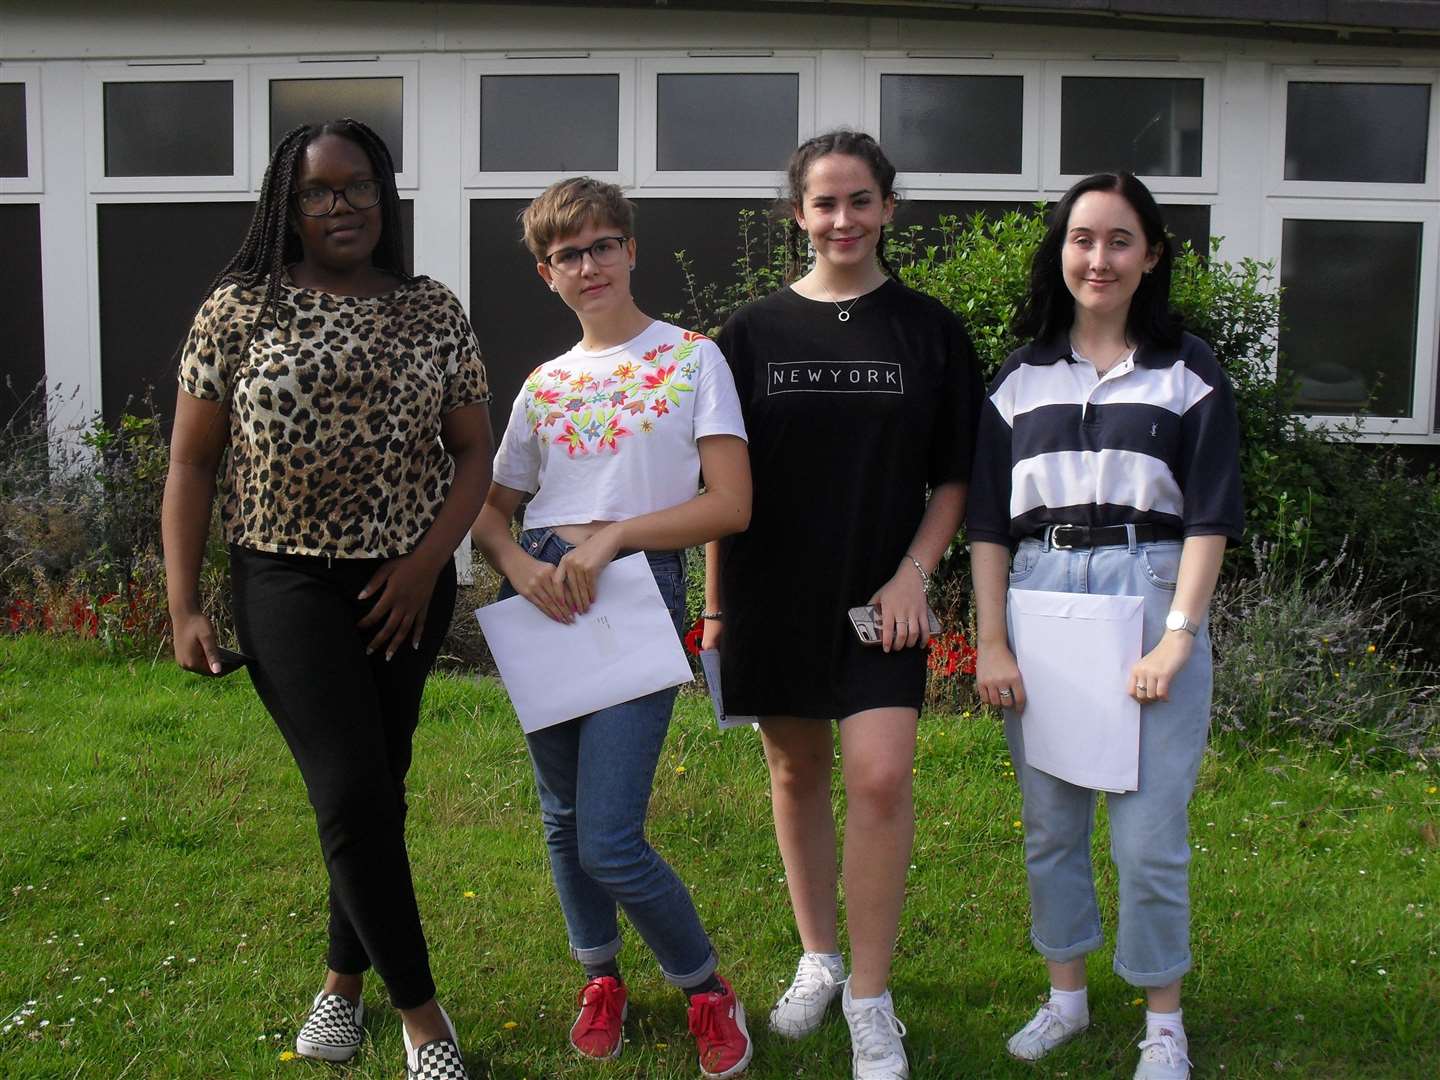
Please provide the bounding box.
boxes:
[1165,609,1200,636]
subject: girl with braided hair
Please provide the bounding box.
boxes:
[703,130,983,1079]
[162,119,492,1079]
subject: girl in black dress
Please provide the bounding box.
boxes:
[703,131,982,1080]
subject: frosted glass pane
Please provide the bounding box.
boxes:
[1285,82,1428,183]
[1060,77,1203,177]
[881,74,1023,174]
[657,73,797,172]
[479,75,618,172]
[104,81,233,177]
[1279,218,1421,418]
[271,77,404,172]
[0,83,26,177]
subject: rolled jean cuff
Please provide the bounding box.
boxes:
[570,934,622,967]
[661,948,719,990]
[1113,952,1191,988]
[1030,928,1104,965]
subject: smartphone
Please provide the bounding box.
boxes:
[847,605,942,646]
[211,646,253,676]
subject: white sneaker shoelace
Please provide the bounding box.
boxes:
[1007,1001,1087,1061]
[847,996,908,1078]
[770,953,842,1037]
[1136,1029,1192,1079]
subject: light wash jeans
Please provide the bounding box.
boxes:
[501,527,718,989]
[1003,528,1211,988]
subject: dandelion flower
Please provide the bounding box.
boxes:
[463,891,477,899]
[503,1021,519,1030]
[1131,997,1144,1006]
[675,765,686,775]
[1012,820,1022,829]
[278,1050,298,1061]
[1428,786,1437,795]
[1367,644,1377,654]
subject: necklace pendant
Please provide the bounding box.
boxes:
[837,309,850,323]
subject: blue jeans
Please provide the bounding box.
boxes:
[501,527,718,988]
[1003,529,1211,988]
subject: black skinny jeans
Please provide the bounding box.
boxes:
[230,544,457,1009]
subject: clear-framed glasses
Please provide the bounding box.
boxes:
[293,179,383,217]
[545,235,629,274]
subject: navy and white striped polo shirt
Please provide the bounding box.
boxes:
[966,331,1243,548]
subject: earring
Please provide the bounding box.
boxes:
[629,264,636,271]
[549,282,558,292]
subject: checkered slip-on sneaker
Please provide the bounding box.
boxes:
[295,991,365,1062]
[403,1004,469,1080]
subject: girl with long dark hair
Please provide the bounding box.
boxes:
[163,119,492,1080]
[967,172,1242,1080]
[704,131,983,1080]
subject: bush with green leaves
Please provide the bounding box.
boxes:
[669,207,1440,657]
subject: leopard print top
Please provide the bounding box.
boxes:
[178,274,491,558]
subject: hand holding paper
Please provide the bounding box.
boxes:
[475,553,693,733]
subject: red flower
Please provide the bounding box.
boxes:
[926,630,976,678]
[683,616,704,655]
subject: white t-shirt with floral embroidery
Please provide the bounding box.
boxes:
[492,320,747,529]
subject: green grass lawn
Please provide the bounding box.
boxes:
[1,636,1436,1079]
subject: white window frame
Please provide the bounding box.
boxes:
[85,63,249,193]
[1264,198,1440,440]
[0,65,44,195]
[462,58,635,190]
[249,58,420,191]
[862,57,1040,192]
[637,55,815,189]
[1043,61,1219,195]
[1269,66,1440,200]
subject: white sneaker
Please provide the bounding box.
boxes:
[842,984,908,1080]
[769,952,844,1039]
[295,991,364,1062]
[1006,1001,1088,1061]
[1134,1028,1192,1080]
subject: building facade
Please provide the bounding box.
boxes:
[4,0,1440,445]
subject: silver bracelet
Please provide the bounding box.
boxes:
[905,554,930,589]
[701,610,724,621]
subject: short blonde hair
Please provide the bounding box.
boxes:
[521,176,636,261]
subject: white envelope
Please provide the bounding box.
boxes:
[1008,589,1144,792]
[475,553,694,733]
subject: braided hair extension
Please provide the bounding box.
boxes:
[192,117,411,369]
[778,129,899,282]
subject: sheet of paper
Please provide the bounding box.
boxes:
[475,553,693,733]
[699,648,757,730]
[1008,589,1144,792]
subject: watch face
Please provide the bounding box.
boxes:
[1166,611,1186,631]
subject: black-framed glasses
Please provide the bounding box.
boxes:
[293,179,383,217]
[545,235,629,273]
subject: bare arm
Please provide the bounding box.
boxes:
[869,480,968,652]
[970,539,1024,711]
[1129,533,1226,702]
[161,390,229,674]
[701,539,724,650]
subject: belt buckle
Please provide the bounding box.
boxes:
[1050,525,1080,550]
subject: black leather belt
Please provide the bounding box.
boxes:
[1034,524,1183,549]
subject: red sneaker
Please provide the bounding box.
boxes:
[687,975,753,1079]
[569,975,627,1060]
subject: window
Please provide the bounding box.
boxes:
[863,59,1040,191]
[480,74,619,172]
[86,65,248,192]
[1044,62,1218,193]
[1286,81,1429,184]
[637,57,814,187]
[103,80,234,177]
[251,61,418,188]
[270,77,405,170]
[463,59,633,188]
[1267,201,1440,436]
[0,67,42,192]
[0,83,27,178]
[0,204,45,416]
